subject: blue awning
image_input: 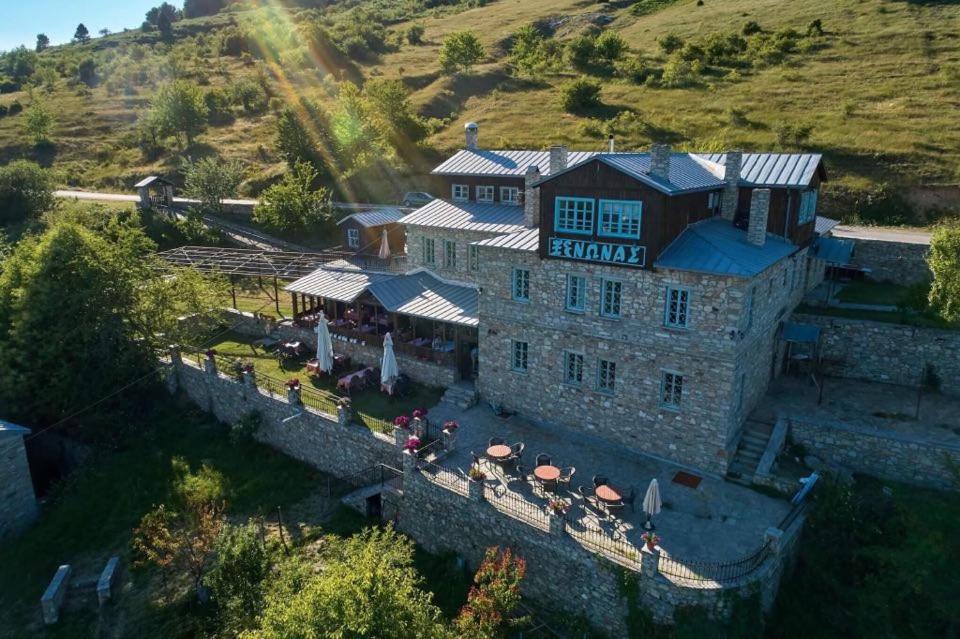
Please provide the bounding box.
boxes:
[781,322,820,343]
[810,236,854,265]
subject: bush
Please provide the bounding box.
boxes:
[558,78,602,113]
[439,31,485,74]
[406,24,425,45]
[742,20,762,36]
[774,121,813,148]
[229,411,262,445]
[615,55,657,84]
[566,35,596,70]
[660,54,700,88]
[658,33,684,54]
[252,161,333,234]
[0,160,55,223]
[594,31,628,61]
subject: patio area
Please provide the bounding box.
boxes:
[427,401,794,566]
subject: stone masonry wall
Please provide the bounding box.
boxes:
[404,226,506,286]
[792,314,960,397]
[170,355,400,477]
[0,429,37,538]
[787,415,960,489]
[850,238,931,285]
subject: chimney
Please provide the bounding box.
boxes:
[608,135,615,153]
[721,151,742,221]
[649,144,671,181]
[548,145,568,175]
[524,165,541,227]
[465,122,479,150]
[747,188,771,247]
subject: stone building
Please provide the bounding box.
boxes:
[0,420,38,538]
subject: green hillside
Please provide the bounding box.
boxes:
[1,0,959,224]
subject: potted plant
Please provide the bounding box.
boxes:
[393,415,410,429]
[641,531,661,551]
[442,420,459,433]
[412,407,429,419]
[338,397,352,409]
[404,436,421,453]
[204,348,217,359]
[546,499,568,517]
[286,378,301,391]
[242,362,255,374]
[467,465,486,482]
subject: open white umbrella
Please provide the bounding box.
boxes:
[642,478,662,530]
[378,227,391,260]
[381,332,399,389]
[314,312,334,373]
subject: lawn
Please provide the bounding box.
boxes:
[203,331,445,428]
[219,279,296,319]
[834,281,910,306]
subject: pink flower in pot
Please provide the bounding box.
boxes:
[404,436,421,452]
[286,378,300,390]
[442,420,459,432]
[394,415,410,429]
[412,407,428,419]
[205,349,217,358]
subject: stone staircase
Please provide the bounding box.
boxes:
[727,420,774,483]
[439,381,479,410]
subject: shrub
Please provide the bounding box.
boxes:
[660,54,700,88]
[205,521,269,635]
[252,161,333,234]
[558,78,602,113]
[406,24,425,45]
[439,31,485,74]
[566,35,596,70]
[742,21,762,36]
[774,121,813,148]
[658,33,684,54]
[230,411,262,445]
[928,223,960,322]
[615,55,657,84]
[594,31,628,61]
[0,160,55,223]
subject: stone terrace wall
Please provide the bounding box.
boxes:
[399,459,803,630]
[787,416,960,489]
[170,355,400,477]
[850,238,930,285]
[793,314,960,397]
[0,429,37,538]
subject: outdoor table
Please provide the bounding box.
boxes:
[306,359,321,374]
[486,445,511,461]
[409,337,431,347]
[595,485,623,504]
[533,465,561,482]
[337,367,373,392]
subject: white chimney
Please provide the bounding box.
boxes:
[608,135,615,153]
[524,165,541,227]
[747,188,771,247]
[465,122,479,150]
[548,145,568,175]
[721,150,742,221]
[649,144,671,181]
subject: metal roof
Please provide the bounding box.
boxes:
[285,265,395,302]
[0,420,31,437]
[400,199,527,233]
[810,236,854,266]
[157,246,336,278]
[654,218,797,277]
[336,208,408,228]
[814,216,839,236]
[474,227,540,252]
[566,154,725,194]
[134,176,173,188]
[432,149,598,177]
[697,153,824,187]
[367,271,479,327]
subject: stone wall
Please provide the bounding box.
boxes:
[792,314,960,397]
[0,426,37,538]
[404,226,504,286]
[169,354,400,477]
[850,238,930,285]
[787,415,960,489]
[399,458,804,630]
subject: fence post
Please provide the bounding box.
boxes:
[287,384,301,408]
[203,351,218,376]
[168,345,183,366]
[640,545,660,577]
[243,368,257,392]
[764,527,784,557]
[401,449,417,475]
[393,425,407,448]
[467,477,484,502]
[548,512,564,536]
[338,399,353,427]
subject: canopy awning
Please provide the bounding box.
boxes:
[285,265,394,303]
[368,271,479,327]
[781,322,821,344]
[810,236,854,266]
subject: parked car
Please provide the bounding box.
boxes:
[401,191,434,207]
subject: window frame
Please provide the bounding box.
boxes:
[452,184,469,202]
[660,370,684,411]
[468,244,480,272]
[599,278,623,319]
[500,186,520,205]
[664,286,690,329]
[597,359,617,395]
[564,274,586,313]
[512,268,530,302]
[346,227,360,248]
[597,199,643,239]
[422,236,436,265]
[554,197,595,235]
[562,351,584,387]
[511,340,529,373]
[476,185,495,203]
[443,240,457,269]
[798,188,818,224]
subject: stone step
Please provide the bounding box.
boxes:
[742,432,769,445]
[739,442,766,455]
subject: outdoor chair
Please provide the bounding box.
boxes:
[604,500,626,522]
[488,437,505,447]
[558,467,576,490]
[509,442,525,463]
[535,454,551,467]
[592,475,609,488]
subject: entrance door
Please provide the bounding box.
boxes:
[458,341,478,381]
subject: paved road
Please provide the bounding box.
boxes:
[831,224,932,245]
[55,190,404,211]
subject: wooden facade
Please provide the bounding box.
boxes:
[339,219,406,256]
[735,172,822,247]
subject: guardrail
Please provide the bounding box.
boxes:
[656,542,772,584]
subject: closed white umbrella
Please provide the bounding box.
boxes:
[381,331,399,388]
[378,227,391,260]
[314,312,334,373]
[642,478,662,530]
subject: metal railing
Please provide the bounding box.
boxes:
[354,412,394,435]
[483,484,551,531]
[342,463,404,491]
[656,541,772,584]
[564,519,640,569]
[417,459,469,496]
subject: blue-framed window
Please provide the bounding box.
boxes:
[565,275,586,312]
[512,268,530,302]
[664,286,690,328]
[798,189,818,224]
[660,370,684,410]
[554,197,595,235]
[511,340,528,373]
[600,279,622,318]
[598,199,643,239]
[597,359,616,394]
[563,351,583,386]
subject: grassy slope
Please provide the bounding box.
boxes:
[1,0,959,217]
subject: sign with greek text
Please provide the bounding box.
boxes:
[547,237,645,267]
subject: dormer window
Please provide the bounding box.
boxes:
[452,184,469,202]
[476,185,495,203]
[707,191,721,213]
[347,228,360,248]
[555,197,594,235]
[500,186,520,205]
[598,200,642,239]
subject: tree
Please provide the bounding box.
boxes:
[0,46,38,83]
[182,156,244,215]
[206,522,270,634]
[252,161,332,234]
[455,547,527,639]
[275,105,320,170]
[363,78,426,145]
[73,24,91,44]
[558,78,602,113]
[35,34,50,52]
[99,28,111,37]
[77,57,97,86]
[928,223,960,322]
[23,99,55,145]
[149,80,209,146]
[0,160,55,223]
[439,31,485,75]
[252,527,448,639]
